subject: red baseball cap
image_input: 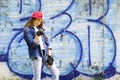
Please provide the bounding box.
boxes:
[31,11,43,19]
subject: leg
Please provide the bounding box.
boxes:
[46,63,59,80]
[31,57,42,80]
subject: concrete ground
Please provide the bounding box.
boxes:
[0,62,120,80]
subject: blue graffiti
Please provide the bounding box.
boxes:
[0,0,117,80]
[87,0,110,66]
[88,26,91,66]
[19,0,42,21]
[86,0,116,78]
[19,0,22,14]
[49,0,83,79]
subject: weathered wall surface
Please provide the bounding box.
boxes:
[0,0,119,80]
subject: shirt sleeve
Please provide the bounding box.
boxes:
[24,28,39,48]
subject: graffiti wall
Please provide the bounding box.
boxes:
[0,0,119,80]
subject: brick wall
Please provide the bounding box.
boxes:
[0,0,119,80]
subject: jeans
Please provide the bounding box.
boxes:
[31,56,59,80]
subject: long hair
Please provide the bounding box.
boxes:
[24,18,43,29]
[24,18,35,28]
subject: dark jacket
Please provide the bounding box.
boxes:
[23,26,49,58]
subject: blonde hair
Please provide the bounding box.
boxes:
[24,18,43,29]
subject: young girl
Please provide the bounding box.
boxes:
[23,11,59,80]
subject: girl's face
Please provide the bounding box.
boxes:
[33,18,43,27]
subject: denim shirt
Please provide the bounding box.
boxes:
[23,26,50,58]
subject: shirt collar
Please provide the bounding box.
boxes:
[33,26,38,32]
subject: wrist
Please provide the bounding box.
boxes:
[48,52,52,56]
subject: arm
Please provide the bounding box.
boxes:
[43,35,52,56]
[24,28,39,48]
[48,48,52,56]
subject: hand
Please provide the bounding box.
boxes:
[34,35,39,43]
[36,29,44,36]
[46,55,54,66]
